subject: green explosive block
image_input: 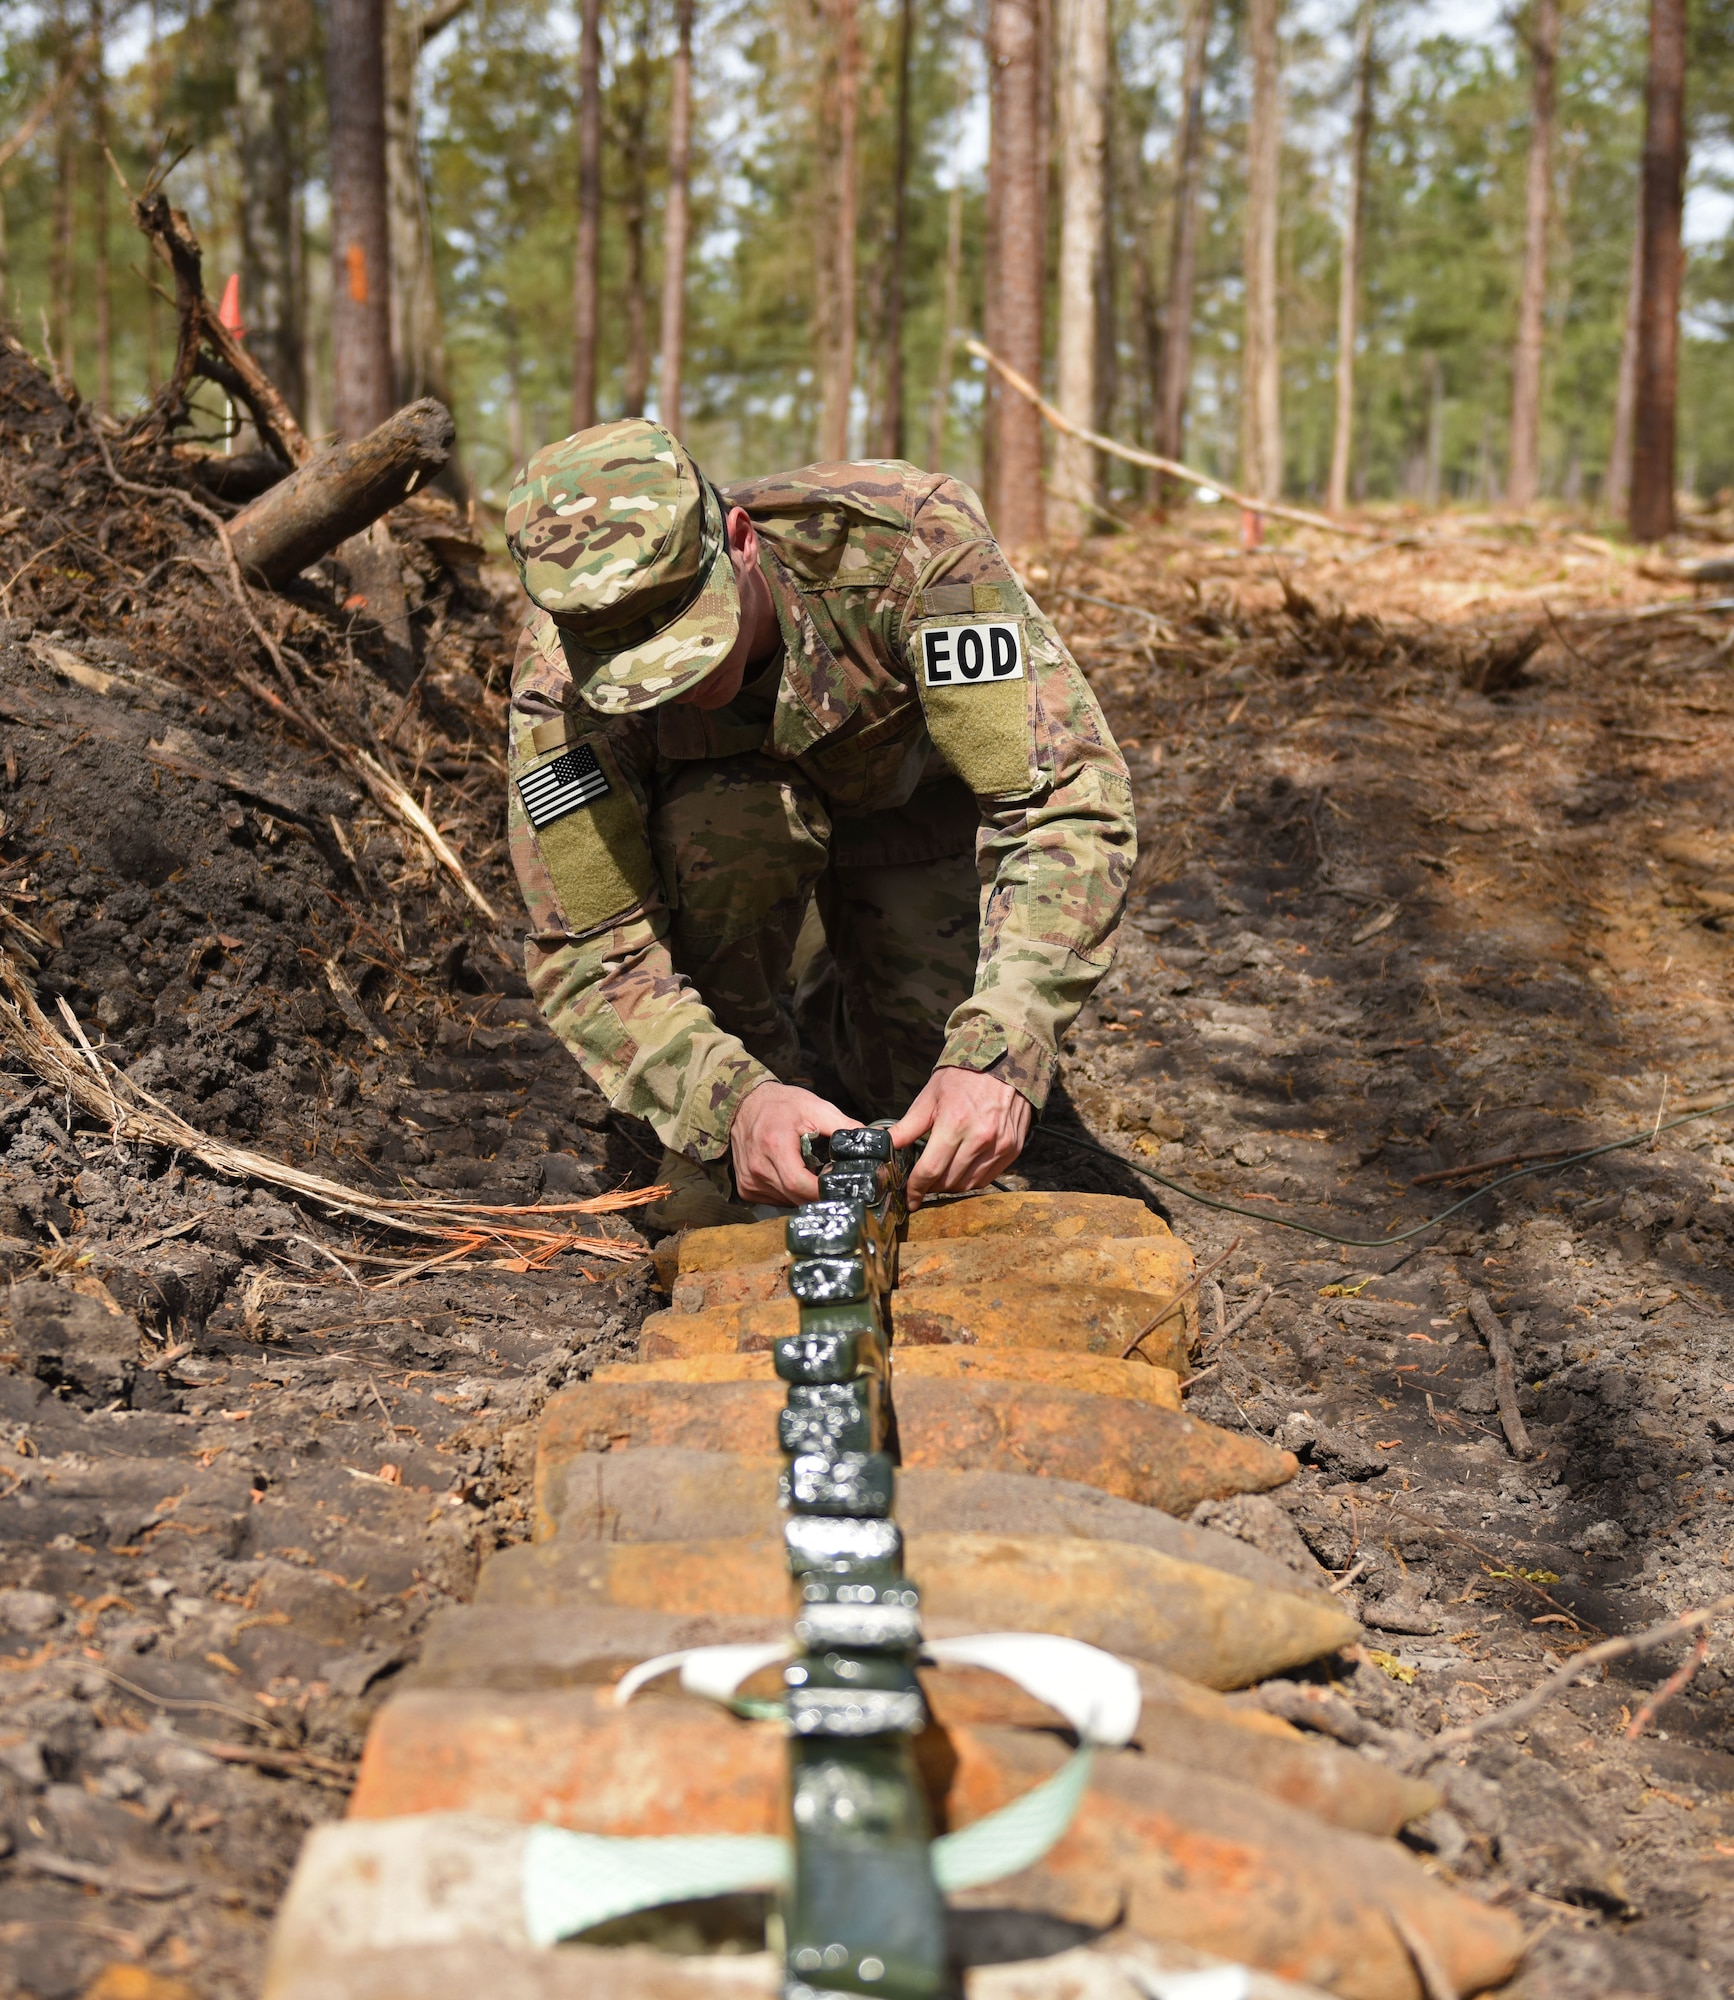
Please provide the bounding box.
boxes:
[784,1515,903,1577]
[790,1256,871,1306]
[794,1575,923,1652]
[784,1650,926,1738]
[782,1450,895,1518]
[784,1738,947,2000]
[775,1319,886,1385]
[780,1379,882,1458]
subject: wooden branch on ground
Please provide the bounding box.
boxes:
[1467,1290,1533,1459]
[0,945,659,1250]
[129,190,312,468]
[965,337,1383,543]
[225,400,455,589]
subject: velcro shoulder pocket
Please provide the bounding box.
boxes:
[910,610,1034,798]
[514,726,657,934]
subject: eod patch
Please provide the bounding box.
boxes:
[920,621,1024,688]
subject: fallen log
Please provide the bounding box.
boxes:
[226,399,456,589]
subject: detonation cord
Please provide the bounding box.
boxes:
[1034,1098,1734,1251]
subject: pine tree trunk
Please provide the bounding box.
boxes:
[816,0,859,460]
[1605,216,1642,515]
[1154,0,1208,469]
[88,0,110,413]
[657,0,694,433]
[1052,0,1108,535]
[572,0,603,431]
[386,0,458,408]
[50,24,77,387]
[1630,0,1683,542]
[1507,0,1558,508]
[1326,0,1373,515]
[877,0,914,457]
[988,0,1045,544]
[1241,0,1281,502]
[621,1,652,419]
[925,63,969,472]
[236,0,305,420]
[327,0,395,436]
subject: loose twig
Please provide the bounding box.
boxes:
[966,338,1380,542]
[1466,1291,1531,1459]
[1415,1595,1734,1768]
[1623,1633,1709,1740]
[1386,1906,1459,2000]
[1122,1237,1239,1360]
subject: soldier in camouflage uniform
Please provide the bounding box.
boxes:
[505,419,1134,1224]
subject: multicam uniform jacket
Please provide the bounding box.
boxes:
[507,460,1136,1164]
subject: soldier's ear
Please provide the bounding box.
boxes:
[724,505,758,568]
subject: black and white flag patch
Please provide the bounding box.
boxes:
[518,741,610,829]
[920,621,1024,687]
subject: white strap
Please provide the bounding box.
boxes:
[521,1828,789,1948]
[923,1633,1141,1747]
[613,1641,792,1709]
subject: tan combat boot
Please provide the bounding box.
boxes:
[642,1149,757,1232]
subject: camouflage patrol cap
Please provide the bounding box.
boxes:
[505,419,738,713]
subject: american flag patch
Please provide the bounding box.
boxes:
[517,742,610,829]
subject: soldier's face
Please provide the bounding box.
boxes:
[674,508,775,710]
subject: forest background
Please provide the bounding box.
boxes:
[0,0,1731,542]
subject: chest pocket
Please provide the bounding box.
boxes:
[514,722,658,933]
[909,585,1035,798]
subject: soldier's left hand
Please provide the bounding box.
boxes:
[891,1066,1031,1205]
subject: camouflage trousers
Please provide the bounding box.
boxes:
[649,757,981,1120]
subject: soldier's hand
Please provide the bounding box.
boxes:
[731,1080,862,1207]
[891,1066,1031,1206]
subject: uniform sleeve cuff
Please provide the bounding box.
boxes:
[936,1020,1057,1112]
[670,1054,779,1165]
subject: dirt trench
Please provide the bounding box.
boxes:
[0,337,1730,2000]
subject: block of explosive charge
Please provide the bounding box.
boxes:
[783,1649,927,1738]
[774,1314,887,1384]
[794,1575,924,1652]
[787,1197,899,1272]
[784,1512,904,1577]
[605,1348,1183,1411]
[639,1281,1192,1376]
[475,1533,1357,1689]
[779,1378,882,1457]
[941,1724,1526,2000]
[785,1736,945,2000]
[533,1380,1294,1533]
[787,1254,873,1306]
[781,1449,896,1517]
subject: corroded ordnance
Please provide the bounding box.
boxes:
[476,1533,1355,1689]
[534,1379,1290,1529]
[598,1350,1183,1409]
[639,1279,1193,1375]
[943,1723,1525,2000]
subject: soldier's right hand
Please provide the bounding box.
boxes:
[731,1080,862,1207]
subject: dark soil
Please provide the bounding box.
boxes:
[0,336,1729,2000]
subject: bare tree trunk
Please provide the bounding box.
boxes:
[87,4,111,412]
[506,314,526,469]
[1630,0,1683,543]
[1154,0,1208,469]
[236,0,305,418]
[620,0,652,419]
[1326,0,1373,515]
[657,0,694,432]
[815,0,860,460]
[925,63,970,471]
[1507,0,1558,508]
[877,0,914,457]
[572,0,603,431]
[1241,0,1281,503]
[988,0,1045,544]
[982,20,1003,513]
[1605,216,1642,514]
[386,0,467,412]
[1423,349,1443,506]
[145,0,163,387]
[1052,0,1108,535]
[327,0,395,435]
[50,21,77,386]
